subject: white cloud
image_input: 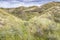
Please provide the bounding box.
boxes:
[0,2,9,8]
[23,0,35,2]
[0,0,59,8]
[0,1,41,8]
[0,1,24,8]
[56,0,60,1]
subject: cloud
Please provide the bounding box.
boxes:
[0,0,43,8]
[0,1,24,8]
[55,0,60,1]
[0,1,9,8]
[23,0,35,2]
[0,0,60,8]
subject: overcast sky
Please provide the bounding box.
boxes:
[0,0,60,8]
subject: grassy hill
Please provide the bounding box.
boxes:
[0,1,60,40]
[1,6,40,20]
[1,2,60,21]
[0,9,26,40]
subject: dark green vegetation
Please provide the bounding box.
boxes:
[0,2,60,40]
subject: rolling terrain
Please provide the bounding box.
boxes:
[0,2,60,40]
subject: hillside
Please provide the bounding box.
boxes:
[1,6,40,20]
[0,9,23,28]
[0,9,26,40]
[1,2,60,21]
[0,1,60,40]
